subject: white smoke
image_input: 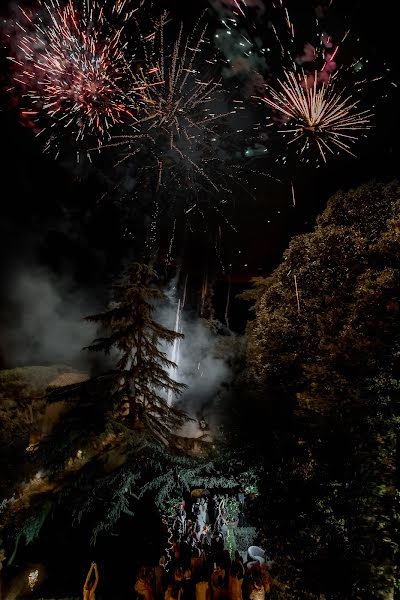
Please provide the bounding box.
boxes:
[0,267,98,369]
[214,28,267,97]
[0,264,235,434]
[157,282,235,438]
[210,0,265,18]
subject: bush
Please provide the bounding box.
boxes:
[234,527,257,552]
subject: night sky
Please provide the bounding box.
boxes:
[0,0,399,364]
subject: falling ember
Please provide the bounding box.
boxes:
[262,69,373,161]
[200,271,208,317]
[294,274,301,315]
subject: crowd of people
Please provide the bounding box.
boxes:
[134,549,272,600]
[133,494,272,600]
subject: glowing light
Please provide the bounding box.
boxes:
[213,0,377,164]
[291,181,296,206]
[28,570,39,591]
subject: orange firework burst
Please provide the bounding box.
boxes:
[110,13,233,193]
[262,69,373,162]
[137,16,222,152]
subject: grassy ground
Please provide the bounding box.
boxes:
[0,364,81,440]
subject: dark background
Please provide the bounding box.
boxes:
[0,1,398,597]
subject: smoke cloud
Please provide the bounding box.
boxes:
[210,0,265,19]
[0,267,98,369]
[157,282,235,438]
[210,0,267,97]
[215,27,267,97]
[0,260,235,438]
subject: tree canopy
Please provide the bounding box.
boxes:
[242,181,400,598]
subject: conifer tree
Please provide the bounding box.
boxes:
[84,262,186,443]
[1,263,188,547]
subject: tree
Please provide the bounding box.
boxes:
[242,181,400,598]
[84,262,186,443]
[1,263,189,548]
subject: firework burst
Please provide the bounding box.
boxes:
[108,13,247,199]
[261,3,378,163]
[7,0,140,149]
[137,19,223,167]
[211,0,379,163]
[263,69,373,161]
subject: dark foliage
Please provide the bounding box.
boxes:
[241,181,400,598]
[1,263,191,548]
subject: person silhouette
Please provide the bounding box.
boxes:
[83,562,99,600]
[135,567,154,600]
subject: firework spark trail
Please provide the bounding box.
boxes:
[291,181,296,206]
[262,70,372,161]
[167,275,187,406]
[9,3,268,221]
[146,194,160,256]
[265,2,380,162]
[200,270,208,317]
[7,0,140,147]
[137,13,225,143]
[212,0,376,162]
[215,225,225,273]
[166,219,176,266]
[224,275,231,331]
[230,0,246,17]
[294,274,301,315]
